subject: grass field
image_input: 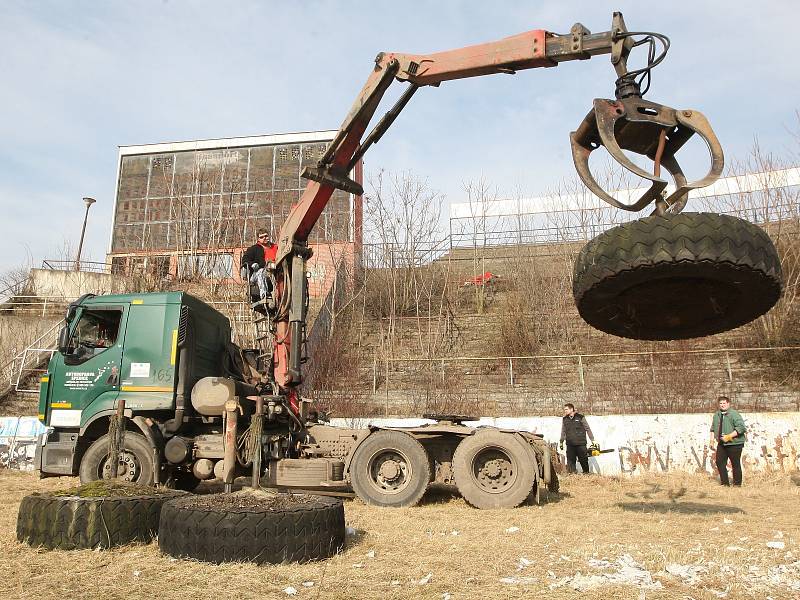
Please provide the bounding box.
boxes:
[2,470,799,599]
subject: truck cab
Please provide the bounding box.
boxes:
[36,291,231,485]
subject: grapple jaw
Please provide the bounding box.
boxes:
[570,96,724,214]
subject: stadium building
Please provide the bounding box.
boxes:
[108,130,363,298]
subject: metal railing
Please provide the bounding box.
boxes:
[448,200,800,250]
[0,295,71,316]
[360,346,800,416]
[1,321,63,396]
[41,259,112,274]
[360,237,451,269]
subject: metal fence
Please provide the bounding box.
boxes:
[448,199,800,250]
[359,346,800,417]
[40,259,112,274]
[1,321,62,396]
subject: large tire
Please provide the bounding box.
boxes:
[158,494,345,564]
[349,430,431,508]
[79,432,155,486]
[573,212,782,340]
[453,430,536,509]
[16,490,181,550]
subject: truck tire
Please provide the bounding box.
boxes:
[79,432,155,486]
[349,430,431,508]
[573,212,782,340]
[16,490,181,550]
[453,430,536,509]
[158,494,345,564]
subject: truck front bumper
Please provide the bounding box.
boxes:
[35,430,78,477]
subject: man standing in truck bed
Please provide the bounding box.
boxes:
[560,403,595,474]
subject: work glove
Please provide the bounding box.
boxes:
[721,433,735,443]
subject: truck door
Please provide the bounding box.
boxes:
[47,305,126,429]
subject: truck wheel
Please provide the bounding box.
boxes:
[79,432,155,486]
[349,430,430,508]
[573,212,782,340]
[158,494,345,564]
[453,430,536,509]
[16,490,181,550]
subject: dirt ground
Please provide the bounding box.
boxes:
[2,470,799,600]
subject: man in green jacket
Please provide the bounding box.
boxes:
[710,396,747,486]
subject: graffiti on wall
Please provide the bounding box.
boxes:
[0,417,46,471]
[338,413,800,476]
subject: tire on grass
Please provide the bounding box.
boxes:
[158,494,345,564]
[349,430,431,508]
[16,489,182,550]
[453,429,536,509]
[573,212,783,340]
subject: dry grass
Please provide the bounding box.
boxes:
[2,470,799,599]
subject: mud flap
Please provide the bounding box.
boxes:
[37,430,77,476]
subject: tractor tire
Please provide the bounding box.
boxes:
[453,430,536,509]
[349,430,431,508]
[573,212,782,340]
[158,494,345,564]
[16,490,181,550]
[79,432,155,486]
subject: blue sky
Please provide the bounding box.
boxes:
[1,1,798,272]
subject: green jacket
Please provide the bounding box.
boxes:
[710,409,746,446]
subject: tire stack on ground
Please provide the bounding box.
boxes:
[158,491,346,564]
[16,481,184,550]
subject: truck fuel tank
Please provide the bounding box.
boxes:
[190,377,259,416]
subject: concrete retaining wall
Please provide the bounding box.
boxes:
[331,413,800,476]
[29,269,124,298]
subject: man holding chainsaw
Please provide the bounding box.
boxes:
[560,403,596,474]
[710,396,747,486]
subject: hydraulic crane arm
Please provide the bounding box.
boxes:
[266,12,723,393]
[276,14,635,265]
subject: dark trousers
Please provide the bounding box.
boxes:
[566,443,590,474]
[715,444,743,486]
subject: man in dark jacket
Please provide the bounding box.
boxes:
[240,229,278,311]
[241,229,278,273]
[560,403,595,474]
[710,396,747,486]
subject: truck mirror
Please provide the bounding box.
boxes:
[57,325,71,354]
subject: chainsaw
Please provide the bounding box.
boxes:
[589,443,615,457]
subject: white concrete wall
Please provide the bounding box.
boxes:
[331,413,800,476]
[29,269,124,298]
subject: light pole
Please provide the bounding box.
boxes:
[74,197,96,271]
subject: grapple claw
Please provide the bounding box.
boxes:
[570,97,724,213]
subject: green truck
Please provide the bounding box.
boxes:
[35,291,557,508]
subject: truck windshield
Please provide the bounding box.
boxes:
[67,309,123,360]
